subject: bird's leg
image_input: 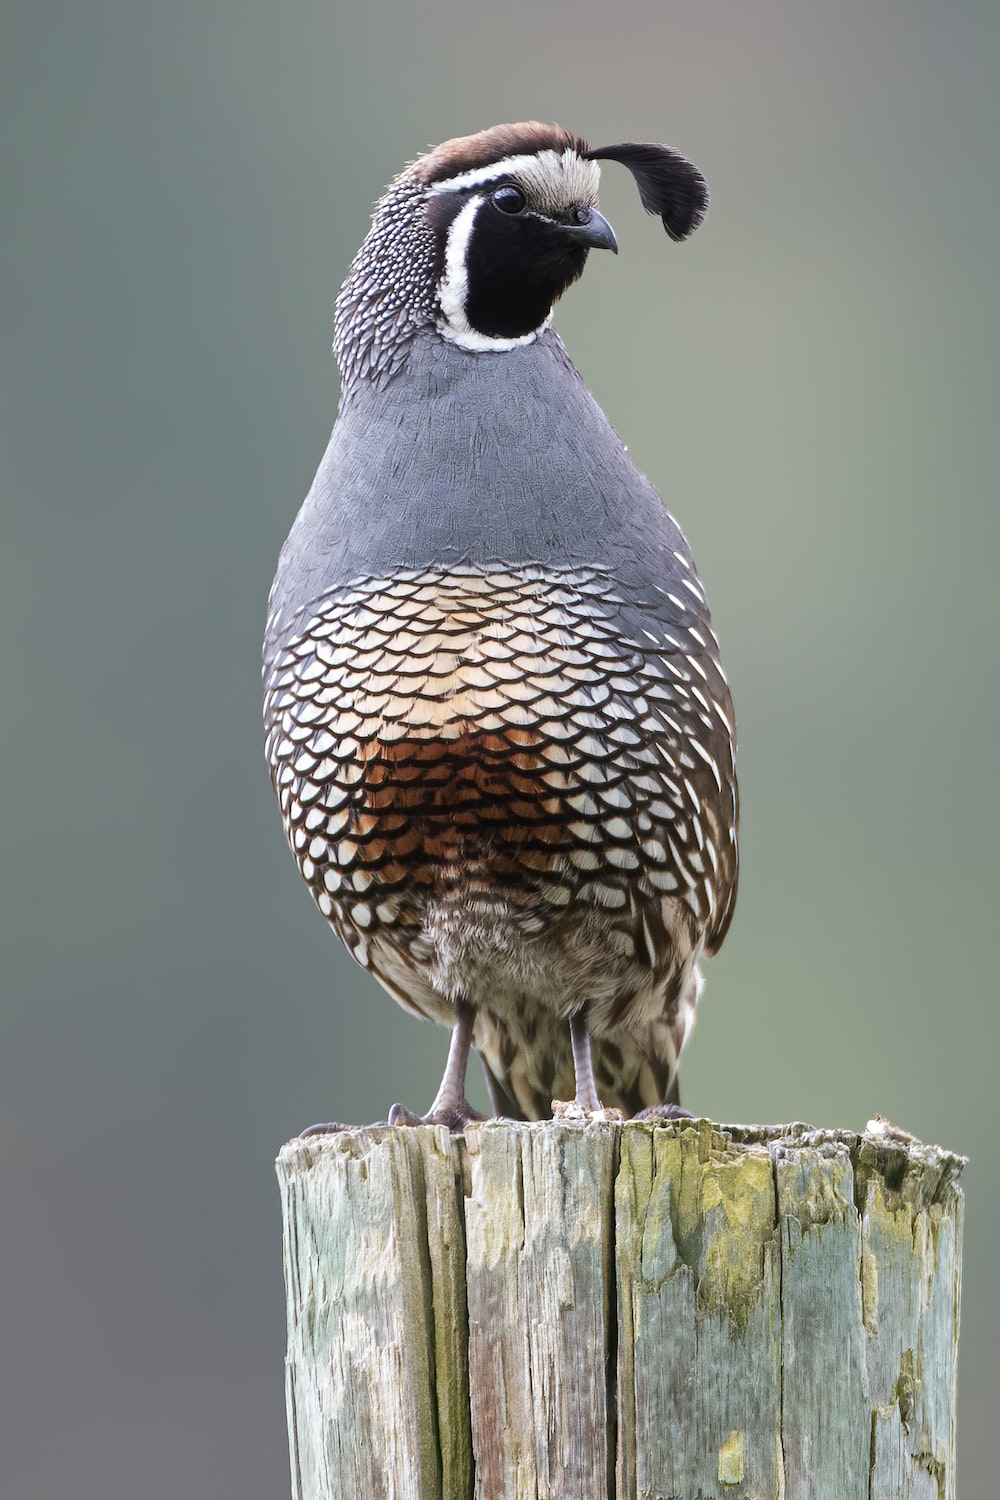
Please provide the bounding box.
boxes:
[423,999,482,1123]
[388,999,486,1132]
[569,1010,603,1113]
[551,1011,625,1120]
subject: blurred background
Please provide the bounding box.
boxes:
[2,0,996,1493]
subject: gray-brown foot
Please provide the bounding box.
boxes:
[298,1117,390,1136]
[385,999,484,1132]
[632,1102,695,1121]
[387,1099,486,1131]
[297,1102,487,1135]
[299,1122,373,1140]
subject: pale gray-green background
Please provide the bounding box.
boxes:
[3,1,995,1494]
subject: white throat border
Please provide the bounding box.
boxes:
[435,196,551,353]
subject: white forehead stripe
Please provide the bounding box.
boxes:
[430,149,601,214]
[435,196,549,352]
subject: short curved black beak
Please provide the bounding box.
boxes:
[560,207,618,254]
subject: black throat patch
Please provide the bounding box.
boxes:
[462,206,589,340]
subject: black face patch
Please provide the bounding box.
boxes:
[462,205,589,339]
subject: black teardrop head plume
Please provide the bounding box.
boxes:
[584,143,708,242]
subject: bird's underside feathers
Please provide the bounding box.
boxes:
[264,561,737,1117]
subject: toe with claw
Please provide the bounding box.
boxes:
[632,1102,695,1122]
[388,1099,486,1132]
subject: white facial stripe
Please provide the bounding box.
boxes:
[430,149,601,217]
[431,152,560,193]
[436,196,548,352]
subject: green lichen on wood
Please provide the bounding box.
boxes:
[718,1427,747,1484]
[775,1141,871,1498]
[857,1135,964,1500]
[621,1119,776,1333]
[415,1129,473,1500]
[278,1120,964,1500]
[616,1122,783,1500]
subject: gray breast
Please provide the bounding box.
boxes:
[265,329,701,658]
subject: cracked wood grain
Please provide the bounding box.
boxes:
[277,1120,964,1500]
[463,1122,616,1500]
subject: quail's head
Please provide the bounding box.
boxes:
[335,121,709,386]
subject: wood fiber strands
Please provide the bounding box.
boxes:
[277,1119,964,1500]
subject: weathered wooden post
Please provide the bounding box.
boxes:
[276,1119,964,1500]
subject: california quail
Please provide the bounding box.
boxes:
[263,122,738,1126]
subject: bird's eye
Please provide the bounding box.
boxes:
[491,185,527,215]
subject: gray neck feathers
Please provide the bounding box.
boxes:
[266,329,694,653]
[333,173,438,394]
